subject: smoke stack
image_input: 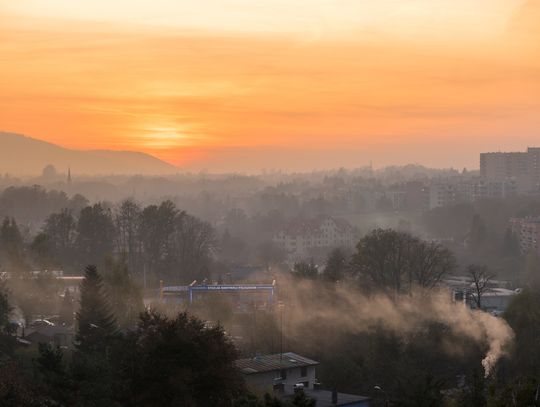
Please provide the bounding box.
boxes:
[332,389,338,405]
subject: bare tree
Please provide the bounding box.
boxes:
[350,229,456,293]
[467,264,495,309]
[410,241,456,291]
[115,199,142,274]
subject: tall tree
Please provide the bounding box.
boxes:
[0,281,16,357]
[468,214,487,251]
[43,209,77,268]
[102,258,143,328]
[30,232,54,269]
[0,217,25,271]
[350,229,455,293]
[76,204,116,268]
[139,201,177,283]
[75,265,117,353]
[173,213,215,284]
[115,199,142,275]
[115,310,244,407]
[323,248,348,282]
[467,264,495,309]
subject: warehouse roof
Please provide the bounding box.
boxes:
[236,352,319,375]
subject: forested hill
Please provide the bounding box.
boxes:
[0,132,177,176]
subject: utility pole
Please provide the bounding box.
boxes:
[279,301,285,362]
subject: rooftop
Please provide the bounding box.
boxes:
[283,386,371,407]
[236,352,319,374]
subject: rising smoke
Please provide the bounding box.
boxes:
[277,275,514,377]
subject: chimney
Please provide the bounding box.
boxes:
[332,389,338,405]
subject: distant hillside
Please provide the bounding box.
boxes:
[0,132,177,175]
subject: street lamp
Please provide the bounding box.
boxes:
[374,385,389,407]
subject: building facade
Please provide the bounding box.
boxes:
[273,217,355,259]
[480,147,540,193]
[237,352,319,394]
[509,217,540,255]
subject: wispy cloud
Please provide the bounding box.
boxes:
[0,5,538,170]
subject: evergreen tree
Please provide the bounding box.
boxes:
[0,281,16,357]
[34,343,75,404]
[292,261,319,280]
[323,248,348,282]
[102,258,143,328]
[0,217,26,271]
[469,214,487,251]
[75,265,117,353]
[30,232,54,269]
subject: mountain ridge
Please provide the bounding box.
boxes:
[0,132,178,176]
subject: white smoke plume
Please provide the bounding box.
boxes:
[277,276,514,377]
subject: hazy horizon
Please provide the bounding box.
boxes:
[1,0,539,173]
[0,131,492,176]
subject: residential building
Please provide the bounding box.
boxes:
[236,352,319,393]
[528,147,540,187]
[236,352,371,407]
[273,217,355,259]
[509,217,540,254]
[24,325,75,349]
[480,152,529,179]
[429,183,460,209]
[480,147,540,193]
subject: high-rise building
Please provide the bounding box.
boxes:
[528,147,540,186]
[480,152,529,179]
[509,217,540,255]
[480,147,540,193]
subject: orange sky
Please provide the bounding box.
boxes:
[0,1,539,172]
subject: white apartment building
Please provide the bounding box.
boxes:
[429,178,517,209]
[429,183,460,209]
[273,217,354,258]
[236,352,318,393]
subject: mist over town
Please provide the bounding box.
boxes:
[1,1,540,406]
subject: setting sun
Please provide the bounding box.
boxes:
[1,0,539,171]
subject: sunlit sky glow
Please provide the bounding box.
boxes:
[1,0,539,171]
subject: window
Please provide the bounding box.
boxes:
[280,369,287,380]
[300,366,307,377]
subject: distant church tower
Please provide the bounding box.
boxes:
[67,167,72,185]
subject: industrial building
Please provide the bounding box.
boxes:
[160,280,276,312]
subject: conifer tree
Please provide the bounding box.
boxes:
[324,248,348,282]
[75,265,117,353]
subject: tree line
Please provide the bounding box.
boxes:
[1,199,215,286]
